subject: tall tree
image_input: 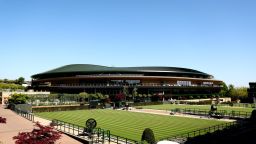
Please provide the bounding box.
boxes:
[16,77,25,85]
[219,82,228,96]
[122,86,129,101]
[231,87,248,97]
[227,84,235,97]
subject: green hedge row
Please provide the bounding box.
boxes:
[32,105,89,113]
[131,101,163,107]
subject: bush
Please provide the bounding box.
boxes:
[132,102,163,107]
[141,128,156,144]
[8,93,28,105]
[250,109,256,121]
[0,117,6,123]
[13,122,61,144]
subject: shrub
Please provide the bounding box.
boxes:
[141,128,156,144]
[13,122,61,144]
[0,117,6,123]
[8,93,28,105]
[202,95,208,99]
[250,109,256,121]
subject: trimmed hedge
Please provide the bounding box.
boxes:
[131,102,163,107]
[32,105,89,113]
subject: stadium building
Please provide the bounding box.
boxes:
[31,64,223,99]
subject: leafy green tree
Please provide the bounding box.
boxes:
[16,77,25,85]
[231,87,248,97]
[123,86,129,101]
[227,84,235,97]
[8,93,28,104]
[89,93,98,100]
[219,82,228,97]
[0,83,24,90]
[79,92,89,103]
[132,87,138,101]
[141,128,156,144]
[95,93,104,100]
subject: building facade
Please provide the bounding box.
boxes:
[31,64,223,99]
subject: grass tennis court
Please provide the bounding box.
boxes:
[139,104,254,113]
[36,109,226,141]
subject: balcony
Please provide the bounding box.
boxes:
[41,83,222,89]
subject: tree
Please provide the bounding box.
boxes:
[95,93,104,100]
[16,77,25,85]
[8,93,28,104]
[0,83,24,90]
[132,87,138,101]
[13,122,61,144]
[230,87,248,97]
[122,86,129,101]
[115,93,125,102]
[141,128,156,144]
[227,84,235,97]
[219,82,228,97]
[79,92,89,104]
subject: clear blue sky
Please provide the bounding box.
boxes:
[0,0,255,87]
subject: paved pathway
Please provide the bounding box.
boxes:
[129,108,235,122]
[0,105,81,144]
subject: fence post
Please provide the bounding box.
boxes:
[102,130,105,143]
[64,122,66,132]
[73,124,74,135]
[68,123,70,133]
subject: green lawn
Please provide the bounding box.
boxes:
[36,109,226,141]
[140,104,254,113]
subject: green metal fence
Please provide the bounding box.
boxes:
[13,104,34,122]
[52,119,140,144]
[161,121,237,143]
[171,108,251,119]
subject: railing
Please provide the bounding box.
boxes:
[171,108,251,119]
[219,103,256,108]
[161,121,237,143]
[49,83,221,88]
[52,119,139,144]
[13,105,34,122]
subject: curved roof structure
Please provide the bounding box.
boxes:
[32,64,213,79]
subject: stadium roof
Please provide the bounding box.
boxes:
[32,64,212,79]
